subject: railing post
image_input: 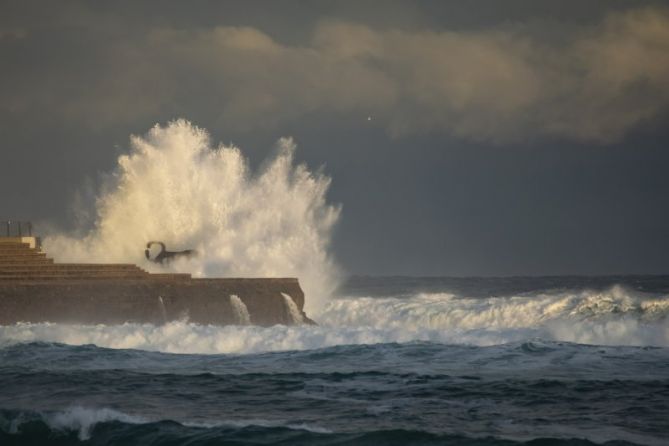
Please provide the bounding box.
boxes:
[2,220,33,237]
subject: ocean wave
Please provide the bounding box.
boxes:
[0,407,145,441]
[0,286,667,353]
[320,285,669,346]
[0,407,331,443]
[0,321,498,354]
[0,407,647,446]
[322,285,669,326]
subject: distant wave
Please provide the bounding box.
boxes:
[0,407,330,443]
[320,284,669,347]
[1,286,667,353]
[0,407,648,446]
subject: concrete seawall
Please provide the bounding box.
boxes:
[0,238,312,326]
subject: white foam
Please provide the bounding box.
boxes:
[182,419,332,434]
[4,407,331,439]
[157,296,168,323]
[42,120,340,313]
[282,293,304,324]
[45,407,145,440]
[229,295,251,325]
[0,321,424,354]
[319,285,669,335]
[1,286,667,353]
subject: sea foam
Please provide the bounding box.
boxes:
[44,407,145,440]
[1,286,667,354]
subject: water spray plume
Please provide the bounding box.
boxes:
[44,119,341,314]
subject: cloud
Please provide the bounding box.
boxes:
[2,6,668,143]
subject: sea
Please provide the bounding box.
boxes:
[1,275,668,446]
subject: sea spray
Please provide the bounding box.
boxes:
[157,296,168,323]
[229,295,251,325]
[42,120,340,314]
[2,287,667,353]
[281,293,304,324]
[47,407,146,441]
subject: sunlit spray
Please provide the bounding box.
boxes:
[281,293,305,324]
[43,120,341,314]
[229,295,251,325]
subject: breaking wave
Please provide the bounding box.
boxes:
[322,285,669,347]
[42,120,340,313]
[282,293,305,324]
[17,407,145,441]
[0,407,330,443]
[3,407,636,446]
[321,284,669,341]
[1,286,667,353]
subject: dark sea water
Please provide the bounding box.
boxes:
[1,276,668,445]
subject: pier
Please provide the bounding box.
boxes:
[0,222,311,326]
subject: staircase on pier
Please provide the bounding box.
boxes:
[0,238,190,281]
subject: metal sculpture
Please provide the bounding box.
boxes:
[145,241,197,264]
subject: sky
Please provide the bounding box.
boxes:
[1,0,668,276]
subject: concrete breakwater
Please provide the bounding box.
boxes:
[0,237,312,326]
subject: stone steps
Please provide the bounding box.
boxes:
[0,237,194,281]
[0,266,145,273]
[0,262,143,271]
[0,261,148,276]
[0,258,54,264]
[0,275,149,281]
[0,274,150,280]
[0,253,48,259]
[0,248,43,252]
[0,267,146,274]
[0,244,37,250]
[148,273,192,280]
[0,273,192,282]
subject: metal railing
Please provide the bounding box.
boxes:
[2,220,33,237]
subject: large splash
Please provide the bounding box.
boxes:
[43,120,340,313]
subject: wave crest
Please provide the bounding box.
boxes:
[324,284,669,326]
[0,407,331,443]
[0,286,666,353]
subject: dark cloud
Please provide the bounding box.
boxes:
[3,4,669,142]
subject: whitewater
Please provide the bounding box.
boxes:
[2,278,668,446]
[1,284,669,354]
[2,121,668,445]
